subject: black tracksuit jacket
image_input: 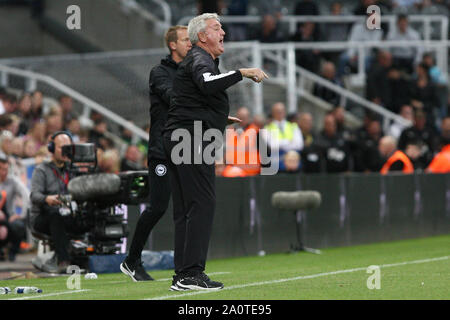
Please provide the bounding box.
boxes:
[148,55,178,160]
[164,45,243,135]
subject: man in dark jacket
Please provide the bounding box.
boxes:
[30,131,76,273]
[164,13,267,291]
[120,25,192,282]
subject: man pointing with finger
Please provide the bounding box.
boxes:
[164,13,267,291]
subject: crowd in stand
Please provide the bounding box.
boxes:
[196,0,449,177]
[0,88,148,175]
[220,101,450,177]
[0,87,149,261]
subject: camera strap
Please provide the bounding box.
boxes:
[52,168,69,192]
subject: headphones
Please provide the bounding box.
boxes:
[47,131,73,153]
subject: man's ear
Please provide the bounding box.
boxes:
[198,31,207,43]
[169,41,177,51]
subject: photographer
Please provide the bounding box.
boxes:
[29,131,77,273]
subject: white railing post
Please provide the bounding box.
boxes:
[286,43,297,114]
[252,42,263,116]
[0,70,8,87]
[423,18,431,41]
[357,45,366,83]
[25,78,37,92]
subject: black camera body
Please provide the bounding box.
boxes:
[59,144,149,260]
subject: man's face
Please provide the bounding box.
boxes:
[272,103,286,121]
[0,162,8,181]
[53,134,72,163]
[398,18,408,33]
[200,19,225,59]
[174,29,192,59]
[299,114,313,133]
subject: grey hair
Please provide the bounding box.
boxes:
[188,13,220,45]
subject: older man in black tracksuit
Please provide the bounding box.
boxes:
[164,13,267,291]
[120,26,192,282]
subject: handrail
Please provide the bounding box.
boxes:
[263,48,412,129]
[119,0,170,34]
[0,64,149,142]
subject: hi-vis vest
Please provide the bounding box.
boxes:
[427,144,450,173]
[265,121,298,141]
[0,190,6,211]
[380,150,414,174]
[225,124,260,176]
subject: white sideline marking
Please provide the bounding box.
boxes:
[8,289,91,300]
[107,271,231,285]
[146,255,450,300]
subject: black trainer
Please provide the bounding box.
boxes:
[176,273,224,291]
[170,274,191,292]
[120,259,154,282]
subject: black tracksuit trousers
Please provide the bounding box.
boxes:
[163,135,216,276]
[127,159,171,263]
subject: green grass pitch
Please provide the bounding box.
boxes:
[1,235,449,300]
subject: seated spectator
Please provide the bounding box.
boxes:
[296,112,315,147]
[437,117,450,150]
[24,120,47,154]
[398,110,438,168]
[226,0,249,41]
[45,113,64,137]
[98,149,120,174]
[11,137,24,158]
[314,113,351,173]
[262,102,304,172]
[354,119,384,172]
[0,130,14,156]
[294,0,320,39]
[258,0,283,19]
[65,118,81,143]
[313,61,342,106]
[30,90,44,122]
[366,50,411,113]
[120,145,144,171]
[409,63,440,127]
[422,53,447,86]
[58,94,78,123]
[253,14,286,43]
[1,93,17,114]
[290,21,321,73]
[89,118,109,149]
[0,155,28,261]
[322,1,350,64]
[23,139,38,159]
[225,107,261,176]
[426,143,450,174]
[379,136,415,174]
[386,14,422,74]
[17,93,33,136]
[388,104,414,139]
[337,10,382,78]
[282,150,301,173]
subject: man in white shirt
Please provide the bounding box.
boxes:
[337,13,383,78]
[386,14,422,73]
